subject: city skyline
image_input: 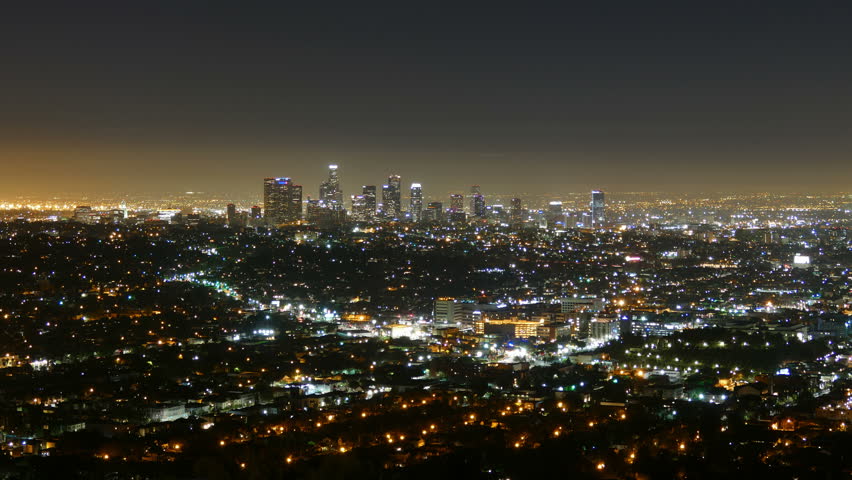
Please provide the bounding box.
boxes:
[2,4,852,478]
[3,3,852,196]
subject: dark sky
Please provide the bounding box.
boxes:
[2,2,851,198]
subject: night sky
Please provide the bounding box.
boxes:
[2,2,851,197]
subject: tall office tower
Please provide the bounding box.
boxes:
[382,175,402,218]
[351,195,369,222]
[319,164,343,205]
[448,194,466,223]
[305,199,323,224]
[290,184,303,220]
[426,201,443,222]
[471,193,486,218]
[547,201,564,227]
[249,205,262,226]
[362,185,377,219]
[263,177,302,224]
[510,197,523,224]
[226,203,237,227]
[449,194,464,212]
[469,185,481,214]
[409,183,423,222]
[590,190,606,227]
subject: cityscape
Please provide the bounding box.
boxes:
[0,167,850,478]
[2,3,852,480]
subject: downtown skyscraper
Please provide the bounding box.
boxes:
[351,185,378,222]
[591,190,606,227]
[382,175,402,219]
[263,177,302,224]
[319,164,343,206]
[409,183,423,223]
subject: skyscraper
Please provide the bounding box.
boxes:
[426,201,443,222]
[471,193,486,218]
[250,205,262,226]
[264,177,302,224]
[449,194,464,213]
[226,203,237,227]
[510,197,523,224]
[547,201,564,227]
[351,195,369,222]
[469,185,481,214]
[291,184,303,219]
[382,175,402,219]
[591,190,605,227]
[362,185,377,218]
[319,164,343,205]
[409,183,423,222]
[448,194,465,223]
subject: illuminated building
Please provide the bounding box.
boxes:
[291,185,303,219]
[264,177,302,224]
[226,203,237,227]
[547,201,563,227]
[472,195,485,218]
[382,175,402,219]
[351,194,370,222]
[249,205,262,226]
[362,185,377,219]
[589,317,619,341]
[591,190,606,227]
[306,198,344,227]
[72,206,95,224]
[409,183,423,222]
[792,254,811,268]
[510,197,523,224]
[319,164,343,205]
[425,201,443,222]
[474,317,547,339]
[157,209,182,223]
[434,298,463,324]
[449,194,464,212]
[559,296,604,313]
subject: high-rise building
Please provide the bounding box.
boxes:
[471,193,486,218]
[425,201,443,222]
[264,177,302,224]
[226,203,237,227]
[548,201,563,216]
[409,183,423,222]
[434,298,464,324]
[319,164,343,205]
[249,205,262,226]
[291,185,303,219]
[362,185,377,218]
[382,175,402,219]
[351,195,370,222]
[449,194,464,212]
[591,190,605,227]
[510,197,523,224]
[469,185,481,214]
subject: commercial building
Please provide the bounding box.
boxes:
[409,183,423,222]
[591,190,606,227]
[264,177,302,224]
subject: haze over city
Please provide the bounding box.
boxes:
[2,2,852,197]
